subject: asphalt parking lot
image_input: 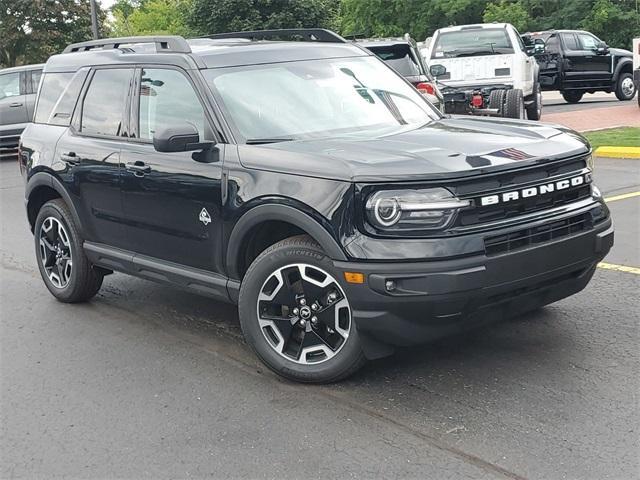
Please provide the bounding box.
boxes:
[1,156,638,479]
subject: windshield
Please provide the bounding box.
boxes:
[203,56,440,142]
[432,29,514,58]
[367,45,422,77]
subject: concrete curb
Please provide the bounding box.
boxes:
[594,146,640,158]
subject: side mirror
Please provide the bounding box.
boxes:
[153,124,213,153]
[595,41,609,55]
[533,39,546,54]
[430,64,447,77]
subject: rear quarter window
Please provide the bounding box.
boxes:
[34,70,88,126]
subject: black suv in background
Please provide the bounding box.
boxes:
[0,64,43,160]
[20,30,613,383]
[525,29,636,103]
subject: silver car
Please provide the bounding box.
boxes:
[0,64,44,160]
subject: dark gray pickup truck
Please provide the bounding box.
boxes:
[0,64,43,160]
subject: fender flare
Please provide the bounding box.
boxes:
[25,172,84,232]
[612,57,633,83]
[226,204,348,280]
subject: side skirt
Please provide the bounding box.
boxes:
[84,242,239,304]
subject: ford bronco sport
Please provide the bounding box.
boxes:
[20,30,613,383]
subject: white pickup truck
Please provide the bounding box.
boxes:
[425,23,542,120]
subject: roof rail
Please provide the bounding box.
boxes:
[63,36,191,54]
[205,28,347,43]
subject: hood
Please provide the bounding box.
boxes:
[238,117,590,183]
[609,47,632,57]
[431,54,514,85]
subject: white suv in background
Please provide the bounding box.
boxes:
[425,23,541,120]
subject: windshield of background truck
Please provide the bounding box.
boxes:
[432,28,514,58]
[204,56,440,141]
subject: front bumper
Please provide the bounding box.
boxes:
[334,217,613,351]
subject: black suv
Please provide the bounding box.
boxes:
[20,30,613,383]
[525,29,636,103]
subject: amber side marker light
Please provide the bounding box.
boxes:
[344,272,365,284]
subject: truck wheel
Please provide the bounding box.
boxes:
[525,82,542,120]
[34,199,104,303]
[503,89,525,119]
[488,89,505,115]
[615,73,636,101]
[238,235,366,383]
[562,91,583,104]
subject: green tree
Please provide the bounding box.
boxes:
[110,0,193,37]
[1,0,106,68]
[580,0,640,49]
[339,0,489,41]
[187,0,340,36]
[483,0,532,32]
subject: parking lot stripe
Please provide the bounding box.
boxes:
[597,262,640,275]
[604,191,640,203]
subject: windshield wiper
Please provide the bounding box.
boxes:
[245,138,295,145]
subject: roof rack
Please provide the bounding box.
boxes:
[205,28,347,43]
[63,36,192,54]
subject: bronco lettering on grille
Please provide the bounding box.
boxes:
[479,173,590,206]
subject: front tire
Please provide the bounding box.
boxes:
[526,82,543,120]
[562,90,583,104]
[34,199,103,303]
[615,73,636,101]
[238,235,366,383]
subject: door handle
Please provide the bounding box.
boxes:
[9,102,23,107]
[60,151,80,165]
[126,161,151,176]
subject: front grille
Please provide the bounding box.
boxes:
[451,157,591,227]
[459,184,592,225]
[0,134,20,160]
[484,213,592,256]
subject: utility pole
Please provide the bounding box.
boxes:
[90,0,100,40]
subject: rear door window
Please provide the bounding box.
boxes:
[81,69,133,137]
[561,33,580,51]
[29,70,42,94]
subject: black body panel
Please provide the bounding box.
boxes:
[20,33,614,358]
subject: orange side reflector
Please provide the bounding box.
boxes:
[344,272,365,284]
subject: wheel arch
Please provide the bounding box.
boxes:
[226,204,348,281]
[26,173,83,233]
[613,58,633,82]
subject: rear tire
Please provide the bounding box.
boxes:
[503,89,525,119]
[562,90,583,104]
[238,235,366,383]
[526,82,542,120]
[488,89,505,115]
[615,73,636,101]
[34,199,103,303]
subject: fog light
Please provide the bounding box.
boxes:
[385,280,396,292]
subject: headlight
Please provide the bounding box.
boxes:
[365,188,470,231]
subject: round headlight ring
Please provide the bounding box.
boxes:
[374,197,401,227]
